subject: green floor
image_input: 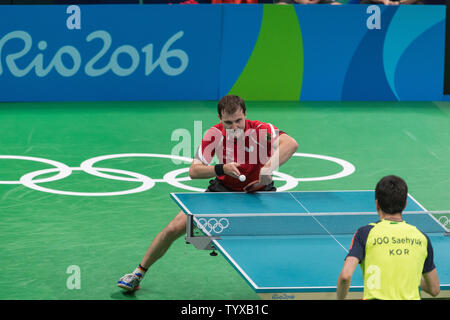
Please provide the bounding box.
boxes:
[0,100,449,300]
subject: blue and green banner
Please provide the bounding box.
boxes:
[0,5,222,101]
[0,4,446,101]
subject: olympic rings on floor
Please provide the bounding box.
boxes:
[0,152,356,196]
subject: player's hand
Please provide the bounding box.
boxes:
[382,0,399,4]
[259,166,273,186]
[223,162,241,179]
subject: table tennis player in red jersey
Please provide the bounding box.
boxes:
[117,94,298,291]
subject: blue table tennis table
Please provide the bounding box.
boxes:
[171,191,450,299]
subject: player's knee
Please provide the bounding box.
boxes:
[162,217,186,241]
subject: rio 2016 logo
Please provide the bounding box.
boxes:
[0,30,189,78]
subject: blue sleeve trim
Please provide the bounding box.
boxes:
[420,231,436,274]
[346,224,375,263]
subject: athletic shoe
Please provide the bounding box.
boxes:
[117,272,142,291]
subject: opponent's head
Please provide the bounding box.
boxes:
[375,175,408,215]
[218,95,247,139]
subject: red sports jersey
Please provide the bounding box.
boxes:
[195,119,285,191]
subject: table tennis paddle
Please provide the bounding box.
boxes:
[243,180,265,193]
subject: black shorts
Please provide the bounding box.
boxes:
[205,178,276,192]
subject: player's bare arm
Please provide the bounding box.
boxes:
[259,134,298,185]
[336,256,359,300]
[421,269,440,297]
[189,159,241,179]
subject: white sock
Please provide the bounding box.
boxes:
[133,265,147,279]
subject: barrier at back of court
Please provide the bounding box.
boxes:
[0,5,446,101]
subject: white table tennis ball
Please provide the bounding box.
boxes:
[239,175,246,182]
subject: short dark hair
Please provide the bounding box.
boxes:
[375,175,408,214]
[217,95,246,118]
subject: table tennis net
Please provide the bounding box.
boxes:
[192,212,449,237]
